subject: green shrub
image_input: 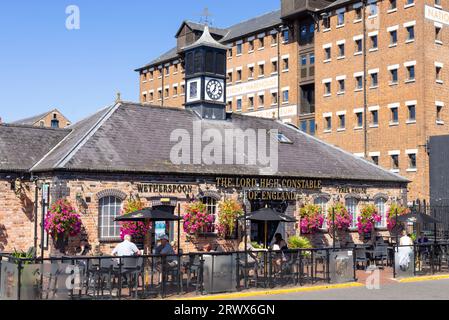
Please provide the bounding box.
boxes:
[288,236,312,249]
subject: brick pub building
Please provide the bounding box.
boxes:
[136,0,449,206]
[0,27,407,256]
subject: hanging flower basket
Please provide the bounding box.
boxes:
[327,202,352,232]
[386,203,410,231]
[119,197,151,241]
[299,204,324,234]
[183,201,214,236]
[216,199,244,239]
[357,204,381,234]
[44,199,82,240]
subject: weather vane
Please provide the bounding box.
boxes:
[199,7,213,26]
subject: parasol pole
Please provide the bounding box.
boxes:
[332,208,336,251]
[178,203,181,254]
[243,189,248,289]
[396,207,399,251]
[265,221,268,249]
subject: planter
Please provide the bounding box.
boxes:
[52,233,69,255]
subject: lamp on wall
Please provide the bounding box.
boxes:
[12,178,25,198]
[76,192,88,213]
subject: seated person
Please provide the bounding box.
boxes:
[271,233,289,272]
[76,239,91,256]
[238,236,267,265]
[112,234,140,257]
[418,232,429,244]
[271,233,288,251]
[155,234,178,268]
[203,244,213,252]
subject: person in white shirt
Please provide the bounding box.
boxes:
[398,230,413,271]
[112,235,140,257]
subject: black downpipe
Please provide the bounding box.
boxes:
[362,0,368,158]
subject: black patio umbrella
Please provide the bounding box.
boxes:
[115,208,181,222]
[397,212,441,243]
[241,208,297,248]
[115,206,182,253]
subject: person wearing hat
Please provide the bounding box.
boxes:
[155,234,177,267]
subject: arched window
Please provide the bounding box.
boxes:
[99,196,123,241]
[345,198,358,229]
[201,197,218,233]
[375,198,387,228]
[314,196,329,229]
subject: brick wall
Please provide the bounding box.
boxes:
[315,0,449,202]
[0,172,405,255]
[0,178,36,252]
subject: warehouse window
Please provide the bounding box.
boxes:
[406,26,415,41]
[435,26,442,43]
[408,153,417,170]
[99,196,122,241]
[390,30,397,45]
[248,39,254,52]
[371,110,379,126]
[338,43,345,57]
[391,154,399,171]
[408,104,416,121]
[337,10,345,26]
[389,0,397,10]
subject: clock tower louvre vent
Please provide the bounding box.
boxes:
[181,26,229,121]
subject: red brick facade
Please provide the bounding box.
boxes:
[0,173,405,255]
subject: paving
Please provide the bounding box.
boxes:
[235,277,449,300]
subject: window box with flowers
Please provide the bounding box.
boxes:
[299,204,324,234]
[387,203,410,231]
[119,197,151,243]
[216,199,244,239]
[357,204,381,235]
[183,201,215,239]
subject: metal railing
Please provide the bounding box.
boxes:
[0,247,358,300]
[392,242,449,278]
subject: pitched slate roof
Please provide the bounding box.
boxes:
[11,109,60,126]
[0,124,70,172]
[323,0,356,10]
[30,102,407,184]
[175,21,228,38]
[219,10,282,43]
[136,10,283,71]
[136,47,178,71]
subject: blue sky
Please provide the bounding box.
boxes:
[0,1,280,123]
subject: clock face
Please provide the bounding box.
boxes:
[205,79,224,101]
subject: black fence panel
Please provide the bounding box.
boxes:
[0,248,358,300]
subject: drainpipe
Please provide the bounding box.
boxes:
[363,0,368,158]
[277,26,282,121]
[161,65,165,107]
[33,179,39,252]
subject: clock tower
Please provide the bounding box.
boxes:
[182,26,229,120]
